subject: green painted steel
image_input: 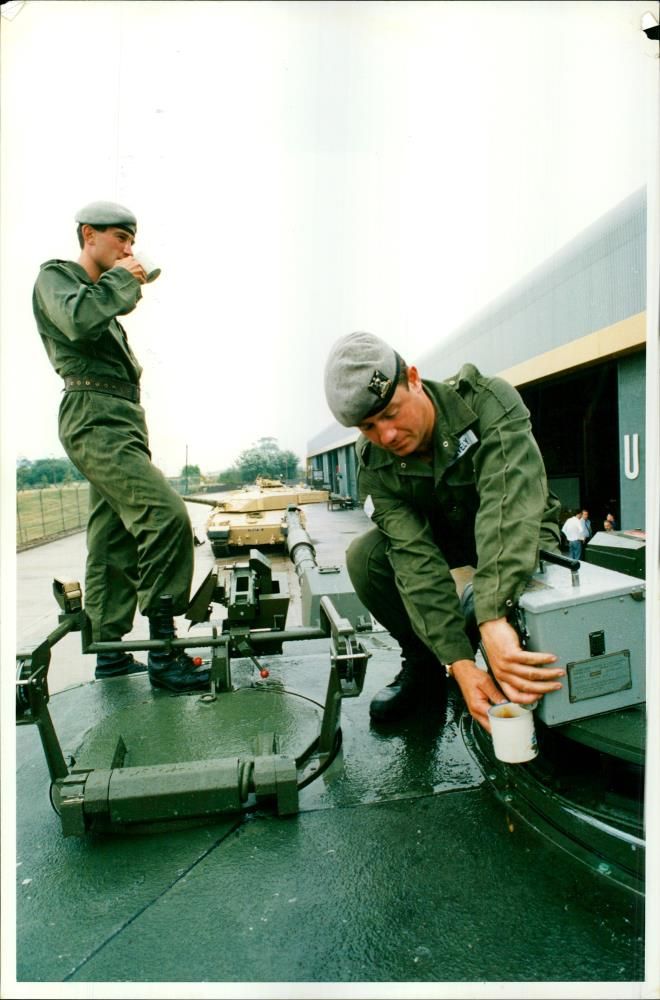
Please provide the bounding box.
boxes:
[14,503,646,985]
[16,640,644,983]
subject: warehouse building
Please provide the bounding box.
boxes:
[307,187,647,532]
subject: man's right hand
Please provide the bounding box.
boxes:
[113,256,147,284]
[449,659,506,732]
[479,617,563,705]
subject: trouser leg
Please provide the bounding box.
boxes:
[346,526,434,662]
[85,484,140,642]
[60,394,202,688]
[85,484,149,676]
[347,527,445,722]
[60,394,194,624]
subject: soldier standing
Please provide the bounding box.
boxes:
[32,201,209,691]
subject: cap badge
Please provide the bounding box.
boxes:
[367,369,392,399]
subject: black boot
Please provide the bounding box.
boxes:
[95,652,148,679]
[370,657,446,723]
[148,596,210,693]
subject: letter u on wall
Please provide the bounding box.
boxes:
[624,433,639,480]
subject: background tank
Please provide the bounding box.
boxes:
[202,477,329,557]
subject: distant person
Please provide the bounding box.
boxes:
[606,512,617,530]
[323,332,565,731]
[580,508,592,546]
[561,510,585,560]
[603,518,614,532]
[32,200,209,690]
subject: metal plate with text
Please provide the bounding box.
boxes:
[567,650,632,704]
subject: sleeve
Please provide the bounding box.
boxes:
[359,464,476,665]
[469,377,549,624]
[34,264,142,343]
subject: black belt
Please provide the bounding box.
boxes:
[63,376,140,404]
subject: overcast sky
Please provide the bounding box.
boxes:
[1,0,657,478]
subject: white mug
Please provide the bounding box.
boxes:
[132,250,161,283]
[488,702,538,763]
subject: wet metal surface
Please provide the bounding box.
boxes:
[16,648,644,983]
[73,677,323,770]
[14,502,646,985]
[71,792,641,984]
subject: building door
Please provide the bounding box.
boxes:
[519,362,620,530]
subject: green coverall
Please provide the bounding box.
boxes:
[347,364,561,666]
[32,259,193,643]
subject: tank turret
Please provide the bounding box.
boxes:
[185,478,329,556]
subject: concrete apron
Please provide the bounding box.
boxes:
[16,633,643,985]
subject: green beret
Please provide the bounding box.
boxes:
[75,200,137,236]
[324,332,403,427]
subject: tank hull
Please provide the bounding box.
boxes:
[14,502,646,985]
[15,642,644,984]
[205,480,328,554]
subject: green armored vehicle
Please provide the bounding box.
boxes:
[14,506,646,984]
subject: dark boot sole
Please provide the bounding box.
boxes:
[149,673,210,694]
[95,661,149,679]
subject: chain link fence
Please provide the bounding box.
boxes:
[15,479,241,550]
[16,484,90,550]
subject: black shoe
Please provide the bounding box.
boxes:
[95,653,148,679]
[148,651,210,693]
[147,595,210,693]
[370,658,445,723]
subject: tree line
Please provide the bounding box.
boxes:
[16,457,85,490]
[189,438,303,485]
[225,437,301,483]
[17,438,303,490]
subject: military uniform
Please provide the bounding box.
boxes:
[33,257,194,645]
[347,364,561,666]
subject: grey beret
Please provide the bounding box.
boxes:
[324,332,404,427]
[75,200,137,236]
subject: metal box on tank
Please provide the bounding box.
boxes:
[517,559,646,726]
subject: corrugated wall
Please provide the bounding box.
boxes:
[419,187,646,380]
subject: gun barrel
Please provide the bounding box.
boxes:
[284,506,368,631]
[285,506,317,580]
[182,496,220,507]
